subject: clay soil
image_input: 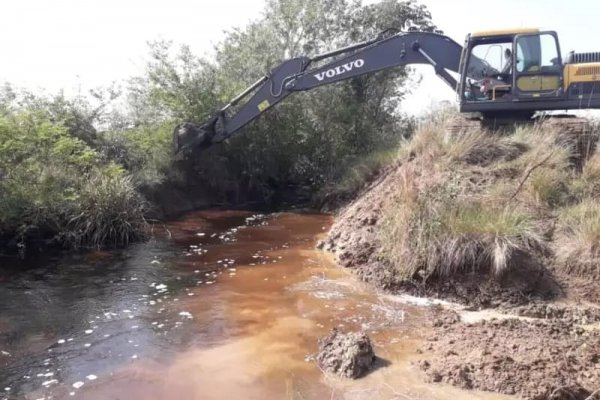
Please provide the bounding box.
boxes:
[421,308,600,400]
[321,159,600,399]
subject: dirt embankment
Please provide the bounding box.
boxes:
[321,117,600,399]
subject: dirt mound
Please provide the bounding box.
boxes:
[320,152,555,306]
[322,116,600,398]
[322,117,600,305]
[510,303,600,325]
[420,314,600,399]
[316,328,376,379]
[318,162,401,287]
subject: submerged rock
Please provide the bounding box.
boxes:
[316,328,376,379]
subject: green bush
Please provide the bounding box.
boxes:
[0,110,147,249]
[98,123,174,187]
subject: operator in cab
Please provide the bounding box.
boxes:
[501,48,512,75]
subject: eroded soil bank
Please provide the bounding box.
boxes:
[322,159,600,399]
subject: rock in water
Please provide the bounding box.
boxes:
[316,329,376,379]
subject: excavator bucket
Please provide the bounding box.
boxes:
[172,117,218,155]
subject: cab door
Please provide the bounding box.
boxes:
[513,32,563,98]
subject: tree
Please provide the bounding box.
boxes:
[130,0,435,203]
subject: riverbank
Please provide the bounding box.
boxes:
[322,117,600,399]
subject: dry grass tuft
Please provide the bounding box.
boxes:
[555,199,600,276]
[379,174,543,281]
[445,129,527,166]
[375,115,600,285]
[571,151,600,199]
[492,124,573,208]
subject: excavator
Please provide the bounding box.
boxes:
[174,27,600,153]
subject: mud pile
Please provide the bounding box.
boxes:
[318,162,400,288]
[421,309,600,400]
[316,329,376,379]
[320,157,554,306]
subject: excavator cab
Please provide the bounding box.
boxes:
[459,29,565,116]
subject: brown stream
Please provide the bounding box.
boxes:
[0,211,513,400]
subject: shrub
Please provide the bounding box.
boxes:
[61,171,148,248]
[0,111,148,249]
[98,123,174,187]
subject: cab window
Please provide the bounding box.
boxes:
[516,33,560,73]
[468,41,512,79]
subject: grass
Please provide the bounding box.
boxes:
[376,114,599,284]
[315,147,399,207]
[62,173,149,249]
[571,150,600,199]
[379,173,543,281]
[555,199,600,276]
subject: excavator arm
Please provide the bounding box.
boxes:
[174,31,466,154]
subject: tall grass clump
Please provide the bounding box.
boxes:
[555,199,600,276]
[376,114,600,287]
[570,151,600,199]
[379,172,543,281]
[62,173,148,248]
[378,118,551,283]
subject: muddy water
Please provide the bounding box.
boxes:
[0,211,513,400]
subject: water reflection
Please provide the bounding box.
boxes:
[0,211,514,400]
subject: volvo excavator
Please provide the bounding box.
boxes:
[174,27,600,154]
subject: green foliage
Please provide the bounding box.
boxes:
[98,123,174,187]
[128,0,432,203]
[0,108,147,249]
[1,0,437,251]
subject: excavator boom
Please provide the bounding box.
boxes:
[174,31,467,154]
[175,26,600,155]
